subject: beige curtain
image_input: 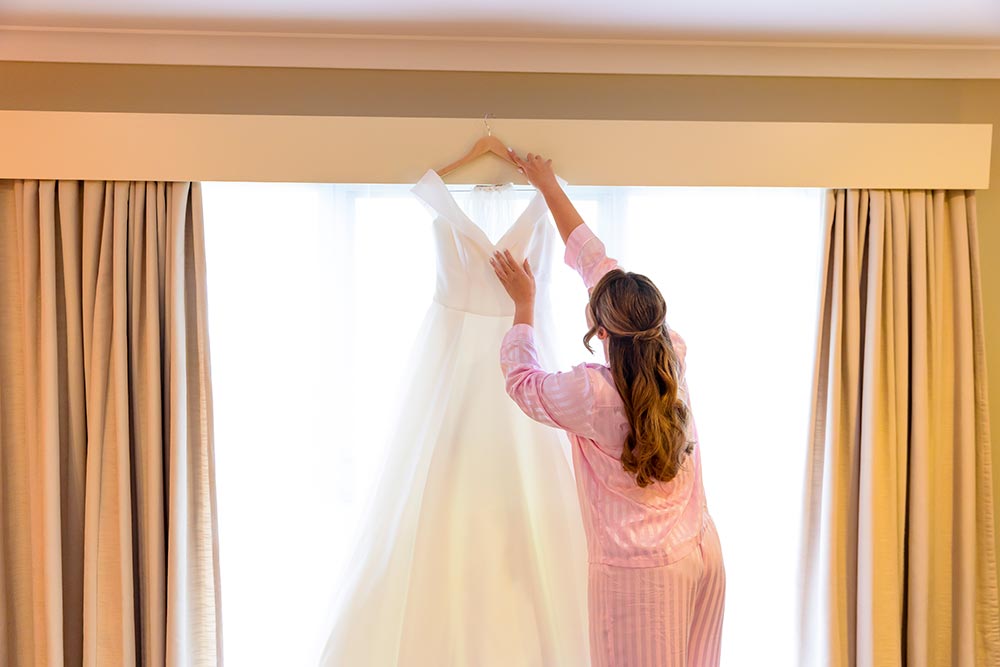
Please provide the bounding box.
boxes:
[0,180,222,666]
[800,189,999,666]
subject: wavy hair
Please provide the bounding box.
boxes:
[584,269,692,487]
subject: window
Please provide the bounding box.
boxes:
[202,182,824,666]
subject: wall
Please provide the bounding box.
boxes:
[2,61,998,578]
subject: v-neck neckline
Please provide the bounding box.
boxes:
[412,169,555,254]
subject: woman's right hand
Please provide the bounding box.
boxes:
[508,149,559,194]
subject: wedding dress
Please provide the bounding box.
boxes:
[317,170,590,666]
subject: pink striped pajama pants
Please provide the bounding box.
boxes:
[588,517,726,667]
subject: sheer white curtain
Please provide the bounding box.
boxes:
[202,182,824,666]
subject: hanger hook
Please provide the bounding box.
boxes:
[484,113,494,137]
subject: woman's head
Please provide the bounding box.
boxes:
[584,269,692,487]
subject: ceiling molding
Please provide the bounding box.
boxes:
[2,25,1000,78]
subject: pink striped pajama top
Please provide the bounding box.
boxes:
[500,224,726,667]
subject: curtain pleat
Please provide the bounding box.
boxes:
[800,189,999,666]
[0,180,222,667]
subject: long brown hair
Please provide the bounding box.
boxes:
[584,269,692,487]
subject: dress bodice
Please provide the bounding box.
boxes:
[412,169,558,317]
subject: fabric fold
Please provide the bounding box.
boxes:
[0,180,223,667]
[800,189,999,667]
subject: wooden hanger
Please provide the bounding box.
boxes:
[436,114,520,178]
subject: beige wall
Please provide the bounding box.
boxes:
[2,61,998,577]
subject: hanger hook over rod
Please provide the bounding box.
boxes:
[484,113,495,137]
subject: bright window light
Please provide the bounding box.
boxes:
[202,182,824,666]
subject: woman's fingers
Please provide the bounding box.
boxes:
[491,250,536,309]
[504,250,524,276]
[497,250,514,272]
[491,252,515,279]
[492,250,534,280]
[509,148,529,175]
[513,150,549,166]
[489,254,506,277]
[492,250,528,282]
[510,149,554,180]
[507,148,527,168]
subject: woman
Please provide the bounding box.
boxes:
[491,150,726,667]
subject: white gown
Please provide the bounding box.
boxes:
[318,170,590,666]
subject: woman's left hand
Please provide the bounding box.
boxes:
[491,249,535,307]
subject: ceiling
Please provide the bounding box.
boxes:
[2,1,999,78]
[3,0,1000,44]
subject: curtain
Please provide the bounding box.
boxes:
[0,180,222,666]
[800,189,1000,666]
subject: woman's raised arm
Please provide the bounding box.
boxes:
[508,149,620,290]
[508,149,584,244]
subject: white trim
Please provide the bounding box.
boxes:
[0,112,991,188]
[2,25,1000,78]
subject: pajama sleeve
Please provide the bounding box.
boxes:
[566,222,688,369]
[500,324,599,440]
[564,223,620,291]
